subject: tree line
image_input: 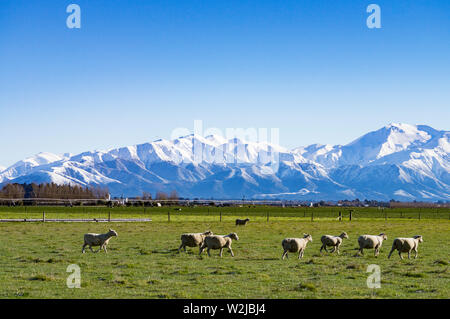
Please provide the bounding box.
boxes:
[0,183,109,200]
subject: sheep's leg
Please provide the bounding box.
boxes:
[331,247,336,254]
[89,246,95,253]
[103,245,108,253]
[207,248,211,257]
[219,248,223,257]
[357,247,364,256]
[229,247,234,257]
[388,248,395,259]
[199,244,206,256]
[178,244,184,253]
[398,251,403,260]
[336,245,341,255]
[414,249,418,259]
[298,249,303,259]
[282,250,288,260]
[407,251,411,259]
[82,243,87,253]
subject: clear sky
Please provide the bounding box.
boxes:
[0,0,449,167]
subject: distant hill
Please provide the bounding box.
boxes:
[1,123,448,201]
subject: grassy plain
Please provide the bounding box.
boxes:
[0,207,448,299]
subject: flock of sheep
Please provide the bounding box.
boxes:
[81,219,424,260]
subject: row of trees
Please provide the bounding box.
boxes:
[0,183,109,200]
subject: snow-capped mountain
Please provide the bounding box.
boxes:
[1,123,449,201]
[0,165,5,173]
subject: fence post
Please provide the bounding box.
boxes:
[42,211,45,222]
[108,211,111,222]
[220,211,222,222]
[385,210,387,221]
[311,210,314,222]
[338,211,342,221]
[168,211,170,222]
[349,210,352,221]
[400,211,403,218]
[418,208,421,220]
[267,211,269,222]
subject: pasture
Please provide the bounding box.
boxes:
[0,206,448,299]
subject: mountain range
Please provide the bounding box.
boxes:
[1,123,449,201]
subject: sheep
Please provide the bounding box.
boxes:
[388,235,423,260]
[178,231,213,253]
[199,233,239,257]
[235,218,250,226]
[281,234,313,259]
[320,232,349,255]
[357,233,387,257]
[82,229,118,253]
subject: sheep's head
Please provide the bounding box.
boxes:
[379,233,387,241]
[414,235,423,243]
[109,229,118,237]
[203,231,213,236]
[230,233,239,241]
[303,233,312,242]
[340,232,349,239]
[245,218,250,222]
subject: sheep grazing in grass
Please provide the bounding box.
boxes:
[178,231,213,253]
[388,235,423,260]
[281,234,313,259]
[235,218,250,226]
[199,233,239,257]
[357,233,387,257]
[320,232,349,255]
[82,229,118,253]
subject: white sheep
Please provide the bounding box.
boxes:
[320,232,349,254]
[357,233,387,257]
[388,235,423,259]
[281,234,313,259]
[82,229,118,253]
[235,218,250,226]
[199,233,239,257]
[178,231,213,253]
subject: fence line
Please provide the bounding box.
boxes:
[1,207,449,222]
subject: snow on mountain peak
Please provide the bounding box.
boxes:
[0,123,448,201]
[377,123,432,158]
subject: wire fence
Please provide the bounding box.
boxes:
[0,206,449,222]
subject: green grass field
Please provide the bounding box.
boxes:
[0,207,449,299]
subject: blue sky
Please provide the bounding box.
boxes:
[0,0,449,167]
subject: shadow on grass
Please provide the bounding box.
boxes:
[151,248,179,255]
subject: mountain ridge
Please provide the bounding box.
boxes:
[1,123,449,201]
